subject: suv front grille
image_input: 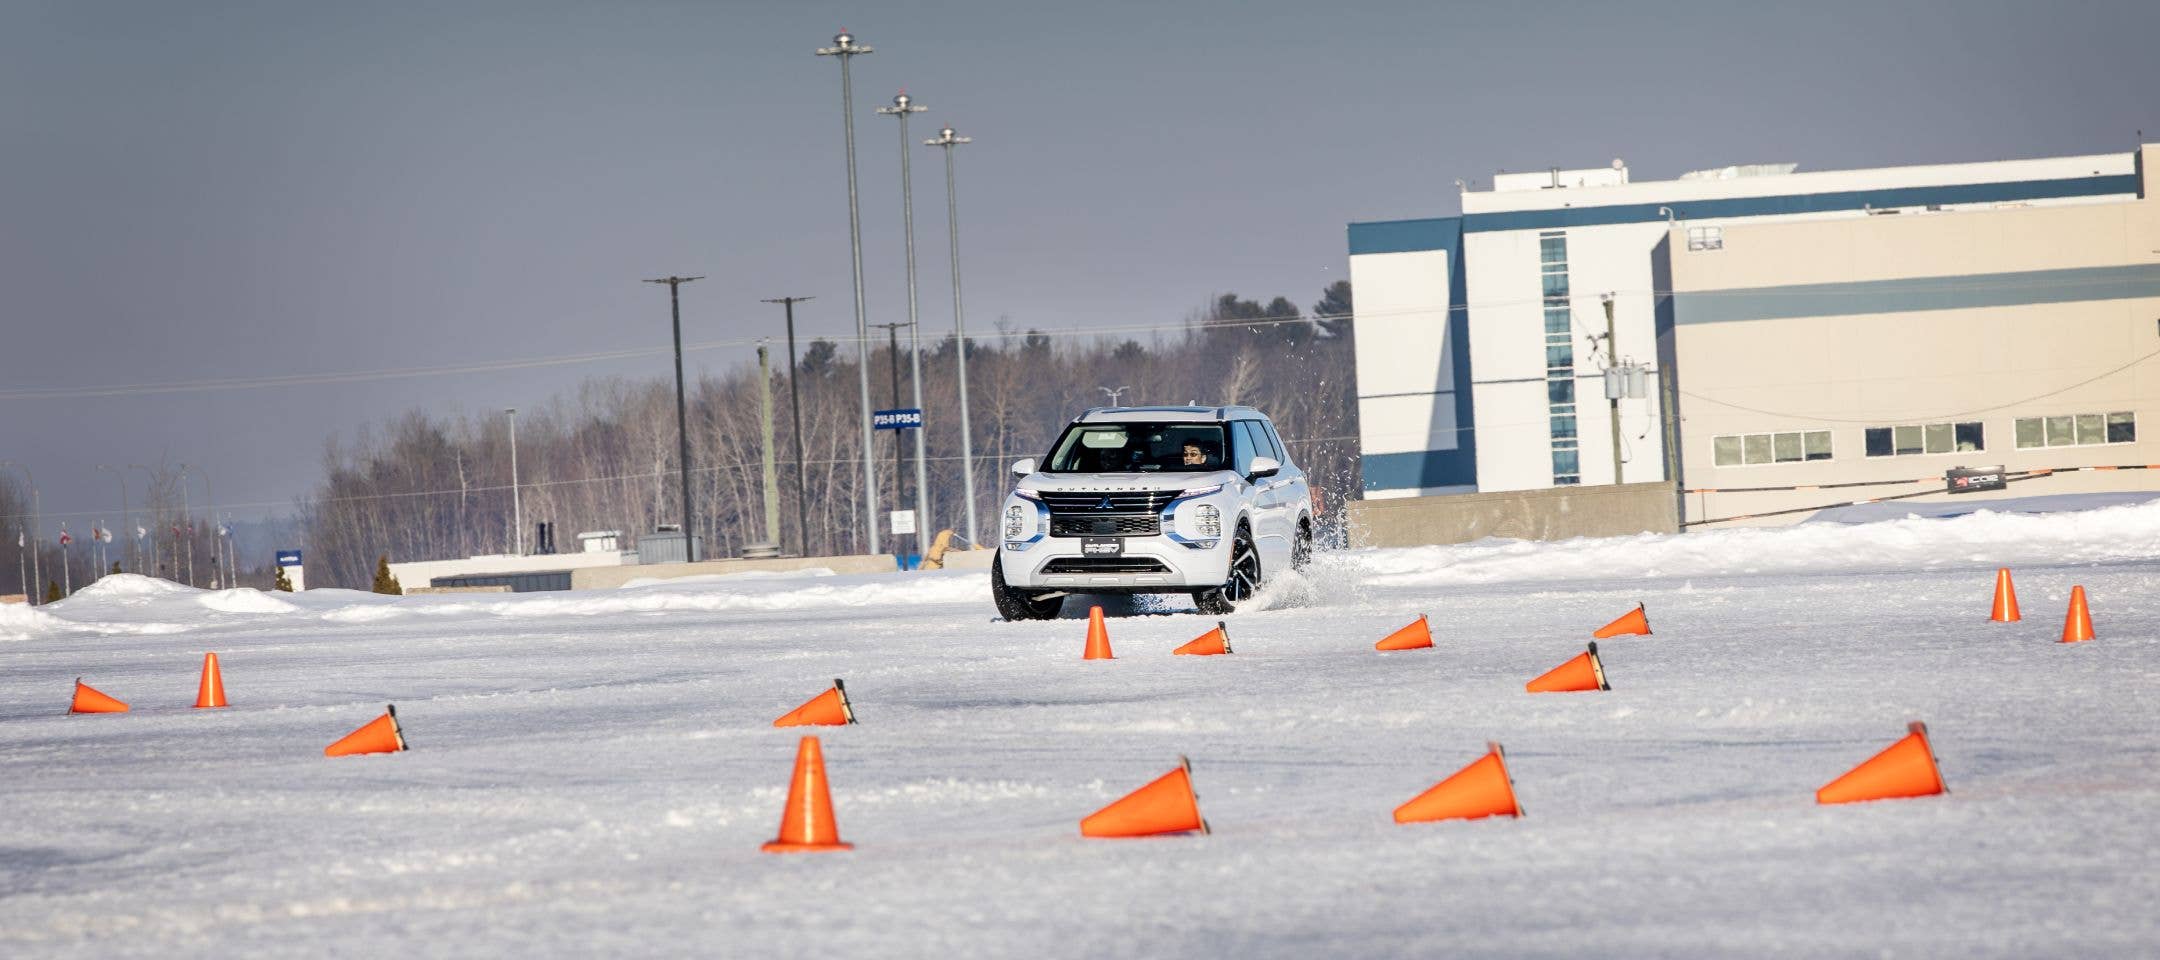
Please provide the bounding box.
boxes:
[1041,557,1173,575]
[1040,490,1180,515]
[1050,515,1161,537]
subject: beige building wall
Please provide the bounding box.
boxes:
[1666,181,2160,526]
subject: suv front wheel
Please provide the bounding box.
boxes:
[1192,524,1261,615]
[992,552,1064,621]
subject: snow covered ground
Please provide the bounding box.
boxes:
[4,502,2159,958]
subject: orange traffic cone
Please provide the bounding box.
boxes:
[1816,721,1946,805]
[774,679,856,727]
[69,678,130,714]
[1174,621,1232,656]
[1593,603,1650,638]
[324,705,407,757]
[1083,605,1115,660]
[1081,756,1209,838]
[2060,586,2094,643]
[1394,742,1523,824]
[194,652,229,709]
[1525,642,1610,693]
[762,735,852,853]
[1988,568,2020,622]
[1374,614,1433,651]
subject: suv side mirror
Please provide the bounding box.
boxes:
[1010,457,1038,477]
[1248,455,1281,480]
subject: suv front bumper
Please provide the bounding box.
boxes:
[1000,534,1232,592]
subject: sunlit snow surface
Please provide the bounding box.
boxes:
[4,503,2159,957]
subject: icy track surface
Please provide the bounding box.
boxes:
[4,504,2159,958]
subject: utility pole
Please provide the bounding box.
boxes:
[1660,363,1686,526]
[506,408,521,555]
[816,30,882,556]
[96,464,129,572]
[762,296,816,557]
[647,275,705,562]
[191,469,217,588]
[0,462,37,603]
[756,343,782,549]
[1601,294,1623,485]
[926,124,978,545]
[878,89,932,549]
[870,320,913,558]
[178,464,196,587]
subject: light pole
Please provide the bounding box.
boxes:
[127,464,153,576]
[870,320,913,558]
[816,29,882,556]
[1099,385,1132,405]
[878,89,932,549]
[177,464,197,587]
[926,124,978,545]
[506,408,521,555]
[647,275,705,562]
[762,296,815,556]
[97,464,129,573]
[184,467,217,588]
[1,462,39,603]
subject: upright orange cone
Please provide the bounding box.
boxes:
[1083,605,1115,660]
[762,735,852,853]
[1525,642,1610,693]
[69,679,130,714]
[1374,614,1433,651]
[773,679,856,727]
[1080,756,1209,838]
[1174,621,1232,656]
[1988,568,2020,622]
[1593,603,1650,638]
[1394,742,1523,824]
[193,652,229,709]
[2060,586,2094,643]
[1816,721,1946,805]
[324,705,407,757]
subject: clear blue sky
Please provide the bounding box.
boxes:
[3,0,2156,529]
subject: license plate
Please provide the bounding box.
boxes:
[1081,537,1123,557]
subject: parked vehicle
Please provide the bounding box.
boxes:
[992,405,1313,620]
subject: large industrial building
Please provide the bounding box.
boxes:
[1348,142,2158,527]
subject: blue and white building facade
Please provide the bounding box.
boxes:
[1349,145,2156,517]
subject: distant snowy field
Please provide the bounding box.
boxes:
[4,503,2159,958]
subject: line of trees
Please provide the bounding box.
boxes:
[1,463,253,599]
[296,283,1359,588]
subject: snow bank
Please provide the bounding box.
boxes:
[197,588,301,614]
[615,568,837,589]
[0,602,68,641]
[1346,498,2160,588]
[320,572,988,623]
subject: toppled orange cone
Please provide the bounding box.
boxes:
[1593,603,1650,638]
[774,679,856,727]
[324,705,407,757]
[1526,642,1609,693]
[2061,585,2094,643]
[194,652,229,709]
[1083,605,1115,660]
[1395,742,1523,824]
[1816,721,1946,805]
[1081,756,1209,838]
[69,679,130,714]
[1375,614,1433,651]
[762,735,852,853]
[1988,568,2020,622]
[1174,621,1232,656]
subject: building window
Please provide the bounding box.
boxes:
[1863,421,1982,457]
[2015,412,2136,448]
[1686,226,1723,251]
[1551,447,1580,484]
[1539,231,1579,486]
[1713,430,1832,467]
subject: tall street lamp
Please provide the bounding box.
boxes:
[877,89,932,549]
[96,464,129,573]
[506,407,521,555]
[816,29,882,556]
[925,124,978,546]
[762,296,816,556]
[647,275,705,562]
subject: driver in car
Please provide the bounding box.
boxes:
[1181,439,1219,469]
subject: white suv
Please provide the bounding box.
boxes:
[992,405,1314,620]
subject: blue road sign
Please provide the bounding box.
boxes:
[873,408,924,430]
[276,549,303,566]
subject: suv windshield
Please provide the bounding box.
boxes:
[1043,422,1228,473]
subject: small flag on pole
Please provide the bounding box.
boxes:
[136,525,147,540]
[59,530,72,546]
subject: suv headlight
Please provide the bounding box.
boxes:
[1195,504,1221,538]
[1004,504,1025,539]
